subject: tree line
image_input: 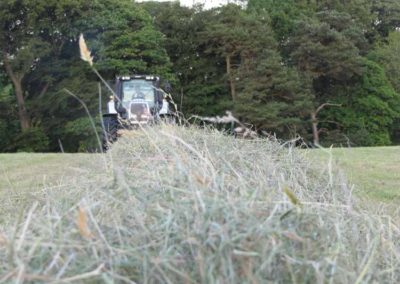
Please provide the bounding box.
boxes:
[1,0,400,152]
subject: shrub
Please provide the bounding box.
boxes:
[11,127,49,152]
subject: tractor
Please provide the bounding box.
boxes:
[101,75,175,150]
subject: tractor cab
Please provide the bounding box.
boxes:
[102,75,174,149]
[113,75,163,123]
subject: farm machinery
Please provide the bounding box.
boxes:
[101,75,175,150]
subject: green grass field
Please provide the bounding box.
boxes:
[0,153,103,194]
[306,146,400,202]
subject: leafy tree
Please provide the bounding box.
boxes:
[11,127,49,152]
[236,53,312,136]
[0,0,94,131]
[288,15,364,144]
[289,17,363,81]
[372,0,400,37]
[1,0,400,150]
[0,0,173,152]
[85,0,173,79]
[369,31,400,142]
[146,3,312,136]
[143,2,231,116]
[0,73,18,150]
[370,31,400,93]
[321,59,400,146]
[225,9,313,135]
[143,1,203,82]
[59,0,172,151]
[1,0,46,130]
[202,5,260,102]
[247,0,310,45]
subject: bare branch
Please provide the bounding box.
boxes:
[315,103,342,115]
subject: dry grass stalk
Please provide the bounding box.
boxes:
[77,206,94,239]
[283,187,301,207]
[79,34,93,66]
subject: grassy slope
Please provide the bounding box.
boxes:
[2,147,398,202]
[306,146,400,202]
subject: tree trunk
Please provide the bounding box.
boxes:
[14,82,31,130]
[311,112,319,146]
[226,55,236,102]
[2,52,31,130]
[311,103,341,146]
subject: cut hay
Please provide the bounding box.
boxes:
[0,125,398,283]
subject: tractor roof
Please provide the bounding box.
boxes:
[116,75,159,81]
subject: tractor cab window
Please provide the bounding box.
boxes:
[122,80,155,107]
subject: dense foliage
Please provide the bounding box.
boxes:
[1,0,400,151]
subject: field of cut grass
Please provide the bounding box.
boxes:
[0,153,103,193]
[306,146,400,202]
[0,125,398,283]
[1,146,398,203]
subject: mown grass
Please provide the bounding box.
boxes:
[2,146,398,203]
[306,146,400,202]
[0,153,101,194]
[0,125,399,283]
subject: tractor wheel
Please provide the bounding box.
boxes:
[102,115,119,151]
